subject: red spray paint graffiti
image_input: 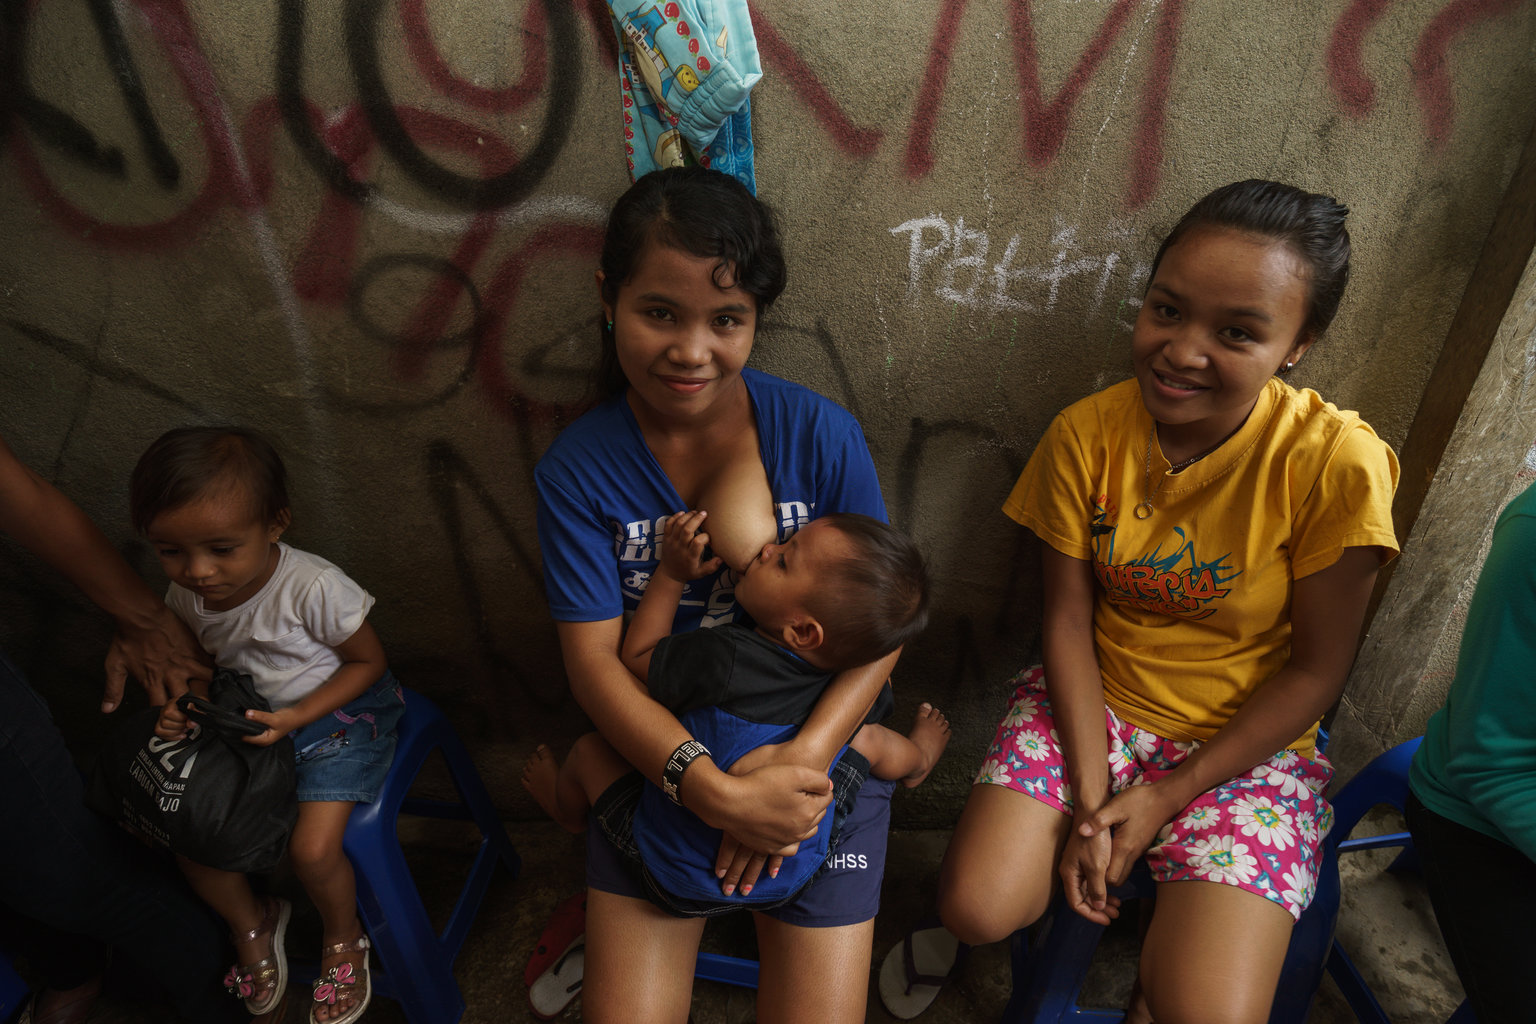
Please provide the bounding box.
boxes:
[1328,0,1530,149]
[902,0,1183,207]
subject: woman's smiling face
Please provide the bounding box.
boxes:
[1132,226,1314,457]
[600,241,757,428]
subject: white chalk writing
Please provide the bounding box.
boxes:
[890,214,1148,320]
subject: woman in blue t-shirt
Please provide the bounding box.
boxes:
[534,166,901,1023]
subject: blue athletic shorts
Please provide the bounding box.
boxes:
[586,752,895,928]
[289,671,404,803]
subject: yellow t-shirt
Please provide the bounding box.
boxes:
[1004,378,1400,757]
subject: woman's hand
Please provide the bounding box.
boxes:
[712,739,822,892]
[1059,821,1119,925]
[1076,780,1183,887]
[697,761,835,859]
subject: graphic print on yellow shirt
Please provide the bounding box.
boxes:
[1086,490,1236,621]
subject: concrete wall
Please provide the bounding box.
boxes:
[4,0,1535,824]
[1332,245,1536,784]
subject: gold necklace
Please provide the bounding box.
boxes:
[1133,426,1219,520]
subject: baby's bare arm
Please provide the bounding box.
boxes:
[620,510,721,681]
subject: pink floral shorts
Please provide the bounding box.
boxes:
[974,667,1334,920]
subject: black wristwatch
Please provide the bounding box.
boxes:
[662,739,712,806]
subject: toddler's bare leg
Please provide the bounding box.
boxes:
[851,702,951,788]
[521,732,632,833]
[695,456,776,573]
[176,857,277,998]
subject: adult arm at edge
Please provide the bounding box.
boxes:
[0,436,208,710]
[1079,545,1383,883]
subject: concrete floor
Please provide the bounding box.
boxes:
[75,809,1466,1024]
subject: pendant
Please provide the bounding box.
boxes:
[1133,501,1153,520]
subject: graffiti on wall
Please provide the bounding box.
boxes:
[1,0,1532,711]
[890,214,1148,320]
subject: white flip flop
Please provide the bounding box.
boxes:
[877,920,965,1019]
[528,937,584,1020]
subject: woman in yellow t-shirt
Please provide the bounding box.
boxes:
[934,181,1399,1023]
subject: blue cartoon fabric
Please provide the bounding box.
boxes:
[606,0,761,191]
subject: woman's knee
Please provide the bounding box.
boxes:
[936,827,1052,943]
[935,785,1062,944]
[936,869,1049,945]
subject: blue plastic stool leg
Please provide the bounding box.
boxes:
[1000,874,1145,1023]
[0,948,28,1020]
[694,952,759,988]
[1268,842,1341,1024]
[1002,739,1442,1024]
[1319,738,1474,1024]
[342,690,520,1024]
[1003,832,1343,1024]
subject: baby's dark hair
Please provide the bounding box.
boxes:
[808,514,930,671]
[1151,179,1351,343]
[130,426,289,533]
[596,166,787,397]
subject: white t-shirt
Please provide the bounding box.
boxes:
[165,542,375,710]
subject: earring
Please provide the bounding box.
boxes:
[1282,361,1295,372]
[606,319,614,332]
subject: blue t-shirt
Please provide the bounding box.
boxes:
[535,367,888,630]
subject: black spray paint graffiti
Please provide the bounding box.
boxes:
[1,0,179,185]
[276,0,582,210]
[332,253,486,415]
[421,438,562,731]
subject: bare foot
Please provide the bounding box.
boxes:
[901,703,952,788]
[522,744,563,817]
[521,744,586,832]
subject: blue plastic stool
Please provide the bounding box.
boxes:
[999,737,1437,1024]
[1001,856,1336,1023]
[342,688,521,1024]
[695,951,759,988]
[1323,737,1474,1024]
[0,947,29,1020]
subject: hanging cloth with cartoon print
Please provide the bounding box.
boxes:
[607,0,761,192]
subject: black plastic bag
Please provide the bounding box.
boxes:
[89,668,297,872]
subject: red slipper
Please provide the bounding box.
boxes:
[524,892,586,988]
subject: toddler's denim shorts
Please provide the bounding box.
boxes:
[290,671,405,804]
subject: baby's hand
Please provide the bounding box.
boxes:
[660,510,723,582]
[154,698,192,741]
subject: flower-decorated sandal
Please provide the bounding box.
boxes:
[311,933,371,1024]
[223,896,292,1016]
